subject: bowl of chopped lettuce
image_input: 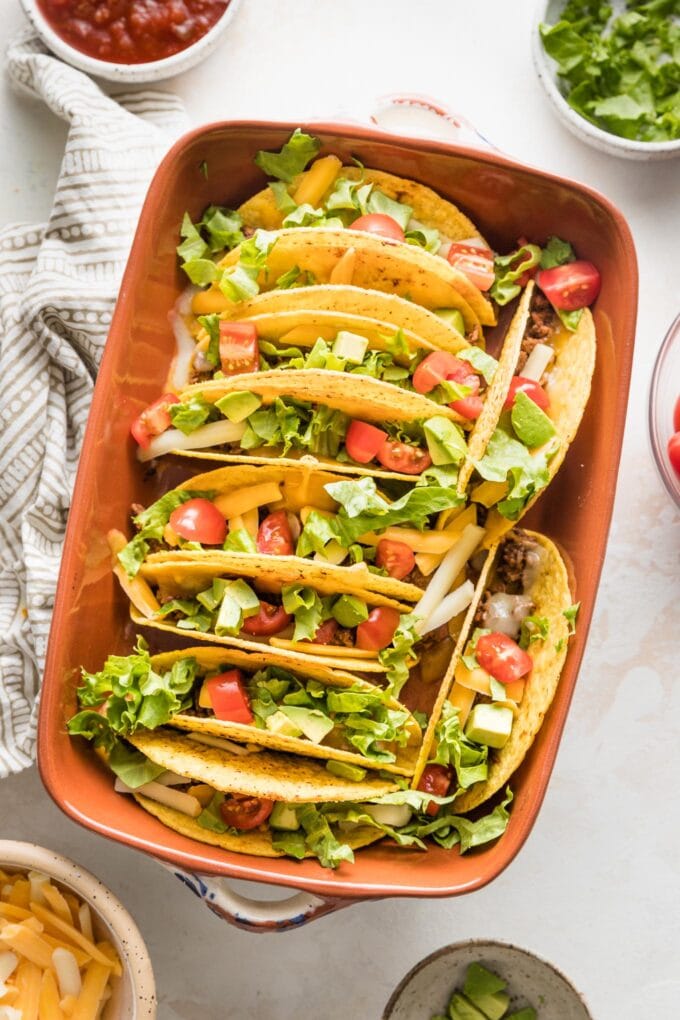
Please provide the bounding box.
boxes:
[383,940,592,1020]
[533,0,680,160]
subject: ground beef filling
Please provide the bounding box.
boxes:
[516,290,558,373]
[403,565,429,590]
[473,530,540,629]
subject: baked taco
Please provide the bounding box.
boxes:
[133,369,475,485]
[67,641,422,776]
[412,529,575,815]
[74,729,513,868]
[461,268,597,538]
[111,462,485,604]
[113,524,485,694]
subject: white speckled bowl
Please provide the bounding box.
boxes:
[0,841,156,1019]
[532,0,680,161]
[19,0,242,83]
[383,940,592,1019]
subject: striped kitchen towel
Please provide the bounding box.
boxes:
[0,31,187,776]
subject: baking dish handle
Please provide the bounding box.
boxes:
[166,865,357,932]
[310,93,496,151]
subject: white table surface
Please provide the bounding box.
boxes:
[1,2,679,1018]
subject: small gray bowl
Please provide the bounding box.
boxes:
[532,0,680,161]
[383,939,592,1020]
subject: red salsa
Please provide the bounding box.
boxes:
[37,0,229,65]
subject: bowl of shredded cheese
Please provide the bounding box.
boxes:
[0,841,156,1019]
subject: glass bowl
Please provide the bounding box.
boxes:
[649,313,680,509]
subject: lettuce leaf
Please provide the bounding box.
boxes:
[324,476,462,546]
[281,584,328,642]
[380,613,420,696]
[490,244,541,305]
[254,129,321,182]
[67,639,196,748]
[429,702,489,789]
[168,394,217,435]
[217,230,277,302]
[107,743,165,789]
[297,804,354,868]
[474,424,552,519]
[457,346,498,385]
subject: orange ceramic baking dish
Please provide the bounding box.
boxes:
[39,121,637,906]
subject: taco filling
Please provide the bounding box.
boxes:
[67,642,422,774]
[112,467,480,598]
[184,316,495,424]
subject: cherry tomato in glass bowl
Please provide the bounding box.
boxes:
[345,420,388,464]
[350,214,405,242]
[220,795,274,831]
[256,511,294,556]
[241,602,292,636]
[376,539,415,581]
[417,764,453,816]
[356,607,401,651]
[377,440,432,475]
[475,632,533,684]
[668,433,680,477]
[169,498,226,545]
[130,393,179,448]
[504,376,550,411]
[537,260,601,311]
[205,670,253,724]
[219,321,259,375]
[674,397,680,434]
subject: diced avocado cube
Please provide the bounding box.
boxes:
[279,706,334,744]
[465,703,514,749]
[506,1010,537,1020]
[265,710,303,738]
[436,308,466,336]
[448,993,488,1020]
[424,416,468,466]
[215,390,262,423]
[269,803,300,831]
[325,761,367,782]
[464,963,507,1000]
[332,330,369,364]
[332,594,369,628]
[473,992,510,1020]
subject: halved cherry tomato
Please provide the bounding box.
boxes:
[445,359,482,419]
[345,420,388,464]
[355,607,401,651]
[475,632,533,684]
[447,243,495,291]
[169,498,227,545]
[537,261,601,311]
[503,376,550,412]
[668,433,680,477]
[307,619,338,645]
[350,214,405,242]
[376,539,415,581]
[417,764,453,816]
[257,511,294,556]
[451,394,484,420]
[241,601,292,636]
[130,393,179,448]
[219,321,259,375]
[205,670,253,724]
[377,440,432,475]
[674,396,680,433]
[412,352,466,395]
[220,795,273,831]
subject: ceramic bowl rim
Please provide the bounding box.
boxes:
[0,840,156,1018]
[532,0,680,158]
[382,938,593,1018]
[18,0,242,83]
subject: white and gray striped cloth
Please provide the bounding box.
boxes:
[0,31,187,775]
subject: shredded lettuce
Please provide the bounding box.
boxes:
[107,743,165,789]
[217,230,277,302]
[429,702,489,789]
[177,206,245,282]
[457,346,498,385]
[475,423,552,519]
[67,639,196,749]
[168,394,217,435]
[254,129,321,182]
[490,244,542,305]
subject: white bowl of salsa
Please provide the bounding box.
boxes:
[19,0,242,83]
